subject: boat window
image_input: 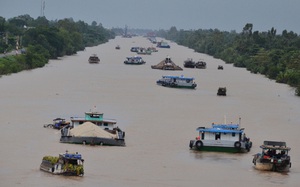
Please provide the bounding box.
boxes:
[201,132,205,140]
[215,133,221,140]
[104,123,108,126]
[232,133,236,137]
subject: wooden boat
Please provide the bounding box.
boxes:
[189,118,252,153]
[156,75,197,89]
[40,151,84,176]
[195,60,206,69]
[88,54,100,63]
[183,58,196,68]
[252,141,291,172]
[217,87,227,96]
[151,56,183,70]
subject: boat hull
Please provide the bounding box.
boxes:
[191,145,248,153]
[254,161,291,172]
[189,140,251,153]
[124,61,145,65]
[60,136,125,146]
[157,82,196,89]
[253,154,291,172]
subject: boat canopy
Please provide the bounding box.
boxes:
[212,124,239,129]
[260,141,291,151]
[162,75,194,81]
[126,56,143,60]
[62,153,82,160]
[196,127,243,134]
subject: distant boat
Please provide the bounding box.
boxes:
[151,56,183,70]
[156,75,197,89]
[183,58,196,68]
[195,60,206,69]
[217,87,227,96]
[88,54,100,63]
[124,56,146,65]
[136,48,152,55]
[157,41,170,48]
[115,45,120,50]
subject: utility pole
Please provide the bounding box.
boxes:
[40,0,45,17]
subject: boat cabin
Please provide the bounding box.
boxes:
[70,112,117,130]
[196,125,243,142]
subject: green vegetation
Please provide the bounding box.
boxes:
[0,15,115,76]
[42,156,59,164]
[63,163,84,176]
[157,24,300,96]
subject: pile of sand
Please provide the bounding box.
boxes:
[70,122,116,139]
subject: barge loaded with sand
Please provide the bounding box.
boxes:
[151,56,182,70]
[60,110,125,146]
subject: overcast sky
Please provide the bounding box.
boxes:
[1,0,299,34]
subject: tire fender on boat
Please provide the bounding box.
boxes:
[234,141,241,148]
[189,140,194,149]
[195,140,203,149]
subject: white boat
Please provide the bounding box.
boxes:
[124,56,146,65]
[189,118,252,153]
[252,141,291,172]
[156,75,197,89]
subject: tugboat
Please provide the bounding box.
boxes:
[189,118,252,153]
[156,75,197,89]
[40,151,84,176]
[151,56,183,70]
[252,141,291,172]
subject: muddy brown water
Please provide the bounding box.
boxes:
[0,36,299,187]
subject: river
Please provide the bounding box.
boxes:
[0,36,299,187]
